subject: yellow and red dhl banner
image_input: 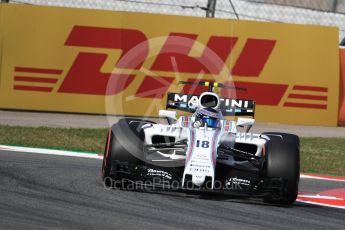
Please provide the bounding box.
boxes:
[0,4,340,126]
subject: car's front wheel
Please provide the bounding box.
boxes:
[263,133,300,205]
[102,118,154,188]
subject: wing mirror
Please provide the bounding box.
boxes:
[236,117,255,132]
[159,110,177,124]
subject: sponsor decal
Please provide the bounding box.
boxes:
[189,163,211,173]
[168,93,255,116]
[173,93,250,109]
[147,168,172,180]
[227,177,251,186]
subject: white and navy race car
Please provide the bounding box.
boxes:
[102,81,300,205]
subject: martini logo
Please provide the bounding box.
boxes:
[167,93,255,116]
[173,93,249,108]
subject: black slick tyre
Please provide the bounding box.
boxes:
[263,133,300,205]
[102,118,154,188]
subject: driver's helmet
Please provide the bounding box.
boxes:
[194,107,222,128]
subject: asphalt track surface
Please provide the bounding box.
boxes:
[1,150,345,230]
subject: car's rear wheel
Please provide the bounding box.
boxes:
[263,133,300,205]
[102,118,154,188]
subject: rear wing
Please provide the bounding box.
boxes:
[166,93,256,117]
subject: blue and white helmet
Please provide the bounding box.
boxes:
[194,107,222,128]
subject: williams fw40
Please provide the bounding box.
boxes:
[102,81,300,205]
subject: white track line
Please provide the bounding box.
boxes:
[0,145,102,159]
[300,174,345,182]
[298,194,343,200]
[297,200,345,210]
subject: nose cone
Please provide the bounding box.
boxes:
[192,175,205,187]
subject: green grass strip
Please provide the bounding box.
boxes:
[300,137,345,176]
[0,125,107,154]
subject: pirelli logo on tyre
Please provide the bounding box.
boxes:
[0,4,340,126]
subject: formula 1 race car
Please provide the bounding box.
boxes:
[102,81,300,205]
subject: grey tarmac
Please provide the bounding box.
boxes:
[0,150,344,230]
